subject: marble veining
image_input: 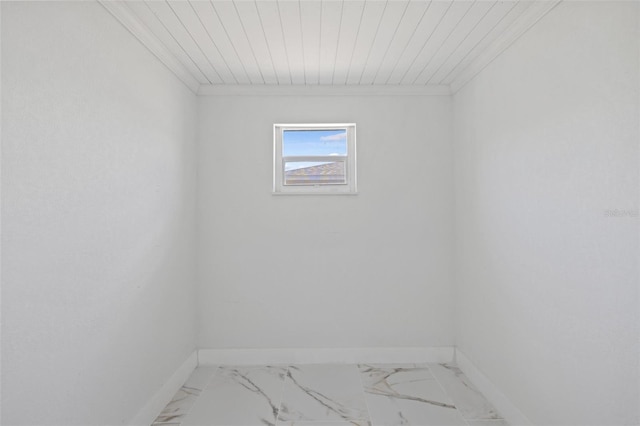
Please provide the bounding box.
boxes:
[278,371,358,422]
[152,386,201,423]
[428,363,503,421]
[359,364,468,425]
[182,365,287,426]
[224,367,283,422]
[151,366,217,425]
[360,365,455,409]
[278,365,369,423]
[155,363,506,426]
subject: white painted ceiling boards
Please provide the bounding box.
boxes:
[101,1,560,93]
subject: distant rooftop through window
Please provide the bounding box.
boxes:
[283,129,347,171]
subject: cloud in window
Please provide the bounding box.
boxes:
[320,132,347,141]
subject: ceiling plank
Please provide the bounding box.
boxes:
[232,1,279,84]
[428,0,520,85]
[255,0,293,85]
[105,0,558,90]
[209,1,265,84]
[398,1,474,85]
[125,1,209,84]
[441,0,531,86]
[189,1,251,85]
[318,0,344,85]
[167,0,233,84]
[144,0,221,84]
[300,0,323,85]
[449,0,560,92]
[358,0,411,85]
[332,0,365,85]
[345,1,388,85]
[414,0,496,85]
[372,0,431,85]
[278,0,306,85]
[384,1,452,85]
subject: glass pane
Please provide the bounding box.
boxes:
[283,129,347,156]
[284,161,346,185]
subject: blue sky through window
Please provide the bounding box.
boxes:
[283,129,347,157]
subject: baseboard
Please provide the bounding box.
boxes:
[455,349,532,426]
[129,350,198,426]
[197,346,454,366]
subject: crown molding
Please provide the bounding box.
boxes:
[197,84,451,97]
[449,0,562,94]
[99,0,200,94]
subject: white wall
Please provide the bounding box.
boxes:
[197,94,454,351]
[1,2,197,424]
[453,2,639,425]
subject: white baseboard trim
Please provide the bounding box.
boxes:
[129,351,198,426]
[197,346,454,366]
[455,349,532,426]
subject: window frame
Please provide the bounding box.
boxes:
[273,123,357,195]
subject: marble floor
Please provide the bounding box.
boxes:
[152,363,509,426]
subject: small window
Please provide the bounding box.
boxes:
[273,123,357,194]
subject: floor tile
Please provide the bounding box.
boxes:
[183,366,219,389]
[277,422,371,426]
[359,364,467,426]
[428,363,503,421]
[152,366,217,425]
[466,421,510,426]
[155,363,507,426]
[278,364,369,423]
[182,365,287,426]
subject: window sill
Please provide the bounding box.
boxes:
[272,191,359,196]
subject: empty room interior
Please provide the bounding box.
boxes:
[2,1,639,425]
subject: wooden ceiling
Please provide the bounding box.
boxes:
[102,1,560,93]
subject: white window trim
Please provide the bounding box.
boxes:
[273,123,357,195]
